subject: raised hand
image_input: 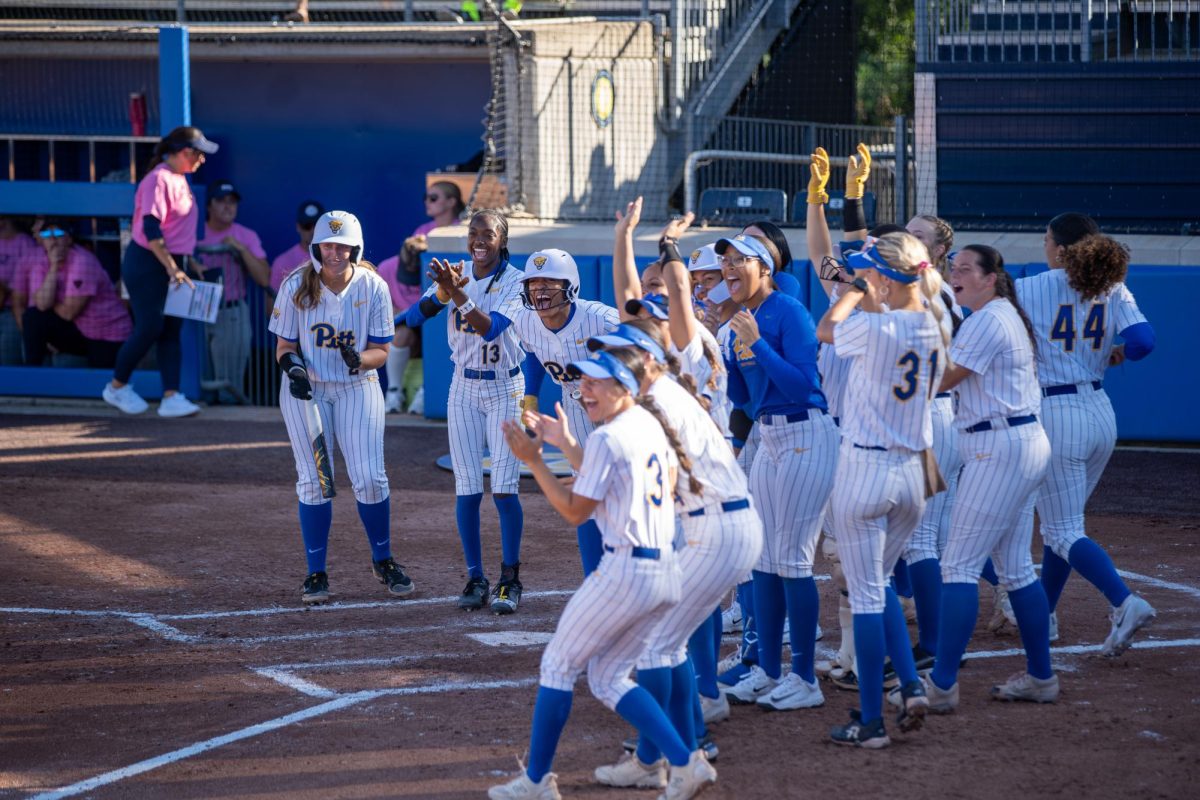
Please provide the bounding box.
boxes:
[808,146,830,205]
[615,197,644,237]
[846,142,871,200]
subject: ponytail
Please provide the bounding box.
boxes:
[876,231,953,364]
[625,317,709,410]
[1060,234,1129,301]
[637,394,704,498]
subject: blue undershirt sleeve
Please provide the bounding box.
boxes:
[481,312,513,343]
[522,350,546,396]
[1119,321,1155,361]
[142,215,163,241]
[405,295,444,327]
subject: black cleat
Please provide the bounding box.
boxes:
[301,571,330,605]
[459,575,490,610]
[894,679,929,732]
[372,558,415,597]
[491,562,523,615]
[830,710,890,749]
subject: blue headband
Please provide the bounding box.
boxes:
[845,244,921,285]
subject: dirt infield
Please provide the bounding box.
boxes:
[2,412,1198,799]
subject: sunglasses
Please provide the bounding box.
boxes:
[425,194,443,202]
[38,228,69,239]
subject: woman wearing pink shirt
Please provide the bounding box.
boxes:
[104,126,217,417]
[0,216,39,365]
[380,181,465,413]
[269,200,325,295]
[12,220,132,367]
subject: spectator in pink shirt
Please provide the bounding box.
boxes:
[105,125,217,418]
[269,200,325,295]
[196,180,269,404]
[10,220,132,368]
[0,215,39,364]
[380,181,465,413]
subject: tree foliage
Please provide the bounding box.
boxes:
[856,0,915,125]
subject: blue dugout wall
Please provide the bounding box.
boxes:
[417,254,1199,442]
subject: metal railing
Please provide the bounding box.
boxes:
[918,0,1200,64]
[3,133,157,184]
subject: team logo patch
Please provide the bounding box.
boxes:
[328,219,343,234]
[272,308,281,319]
[734,234,746,242]
[690,250,701,264]
[533,256,547,269]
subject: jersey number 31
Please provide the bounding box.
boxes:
[894,350,939,402]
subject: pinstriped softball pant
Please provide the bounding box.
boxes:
[539,549,681,709]
[447,372,523,496]
[941,423,1051,590]
[637,507,763,670]
[905,395,961,564]
[280,374,388,505]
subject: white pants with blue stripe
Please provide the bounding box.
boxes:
[447,371,523,496]
[904,395,961,564]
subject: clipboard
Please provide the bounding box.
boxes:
[164,280,223,324]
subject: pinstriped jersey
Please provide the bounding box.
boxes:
[418,261,526,371]
[573,404,677,551]
[818,284,855,419]
[835,310,945,451]
[269,266,394,384]
[649,375,747,513]
[673,325,730,436]
[950,298,1041,430]
[1016,269,1146,386]
[510,299,620,386]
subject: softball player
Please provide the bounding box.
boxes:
[816,231,948,747]
[270,211,414,604]
[1017,214,1157,656]
[719,232,838,712]
[489,350,715,800]
[404,211,527,613]
[901,245,1055,711]
[580,321,761,789]
[482,248,620,576]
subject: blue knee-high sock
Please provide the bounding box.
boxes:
[853,613,886,724]
[710,606,722,662]
[691,689,707,740]
[1008,583,1053,679]
[752,570,786,680]
[455,493,484,579]
[908,558,943,653]
[892,558,913,598]
[883,587,919,686]
[493,494,524,566]
[673,662,700,749]
[298,501,333,574]
[931,582,978,691]
[980,557,1000,587]
[737,579,758,665]
[615,687,691,767]
[688,614,719,699]
[576,519,603,576]
[634,667,672,764]
[1040,545,1072,611]
[782,576,819,682]
[526,686,573,783]
[356,497,392,562]
[1067,538,1131,608]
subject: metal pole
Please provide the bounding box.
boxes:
[670,0,685,126]
[642,0,650,19]
[683,149,880,215]
[1081,0,1092,62]
[894,114,908,222]
[406,0,415,22]
[177,0,185,24]
[914,0,930,65]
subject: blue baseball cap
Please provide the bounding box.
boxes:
[625,294,669,321]
[567,352,640,396]
[587,322,666,363]
[714,234,776,271]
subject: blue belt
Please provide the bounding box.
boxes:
[853,443,886,452]
[759,408,825,425]
[603,544,661,560]
[1042,380,1102,398]
[936,392,952,399]
[686,498,751,517]
[461,365,521,380]
[964,414,1037,434]
[832,416,840,427]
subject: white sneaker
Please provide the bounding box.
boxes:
[406,385,425,415]
[383,387,402,413]
[1048,611,1060,643]
[990,671,1059,703]
[102,382,148,415]
[594,752,666,789]
[488,769,561,800]
[157,393,201,418]
[756,672,824,711]
[1101,594,1156,657]
[658,749,716,800]
[699,691,730,724]
[988,586,1018,633]
[722,664,777,704]
[716,646,745,676]
[721,601,743,634]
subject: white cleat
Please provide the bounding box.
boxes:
[722,664,777,705]
[383,387,402,413]
[1048,611,1060,643]
[700,691,730,724]
[1101,594,1156,657]
[658,749,716,800]
[594,752,666,789]
[991,671,1059,703]
[721,601,743,634]
[756,672,825,711]
[488,769,561,800]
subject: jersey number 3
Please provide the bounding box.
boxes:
[645,453,664,507]
[894,350,939,402]
[1050,303,1105,352]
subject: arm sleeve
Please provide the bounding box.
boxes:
[572,433,615,501]
[1118,321,1155,361]
[748,307,821,402]
[481,312,513,342]
[832,313,871,359]
[142,215,163,241]
[367,280,396,343]
[267,282,299,342]
[522,348,546,396]
[404,286,443,327]
[949,311,1003,376]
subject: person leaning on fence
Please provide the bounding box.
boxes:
[0,215,39,365]
[9,219,131,368]
[102,125,216,418]
[196,180,270,405]
[270,200,325,295]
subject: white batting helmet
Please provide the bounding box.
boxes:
[687,243,721,272]
[310,210,364,271]
[520,249,580,309]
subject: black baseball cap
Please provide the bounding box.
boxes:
[207,180,240,202]
[297,200,325,226]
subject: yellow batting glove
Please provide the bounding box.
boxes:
[520,394,539,415]
[807,146,830,205]
[845,142,871,200]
